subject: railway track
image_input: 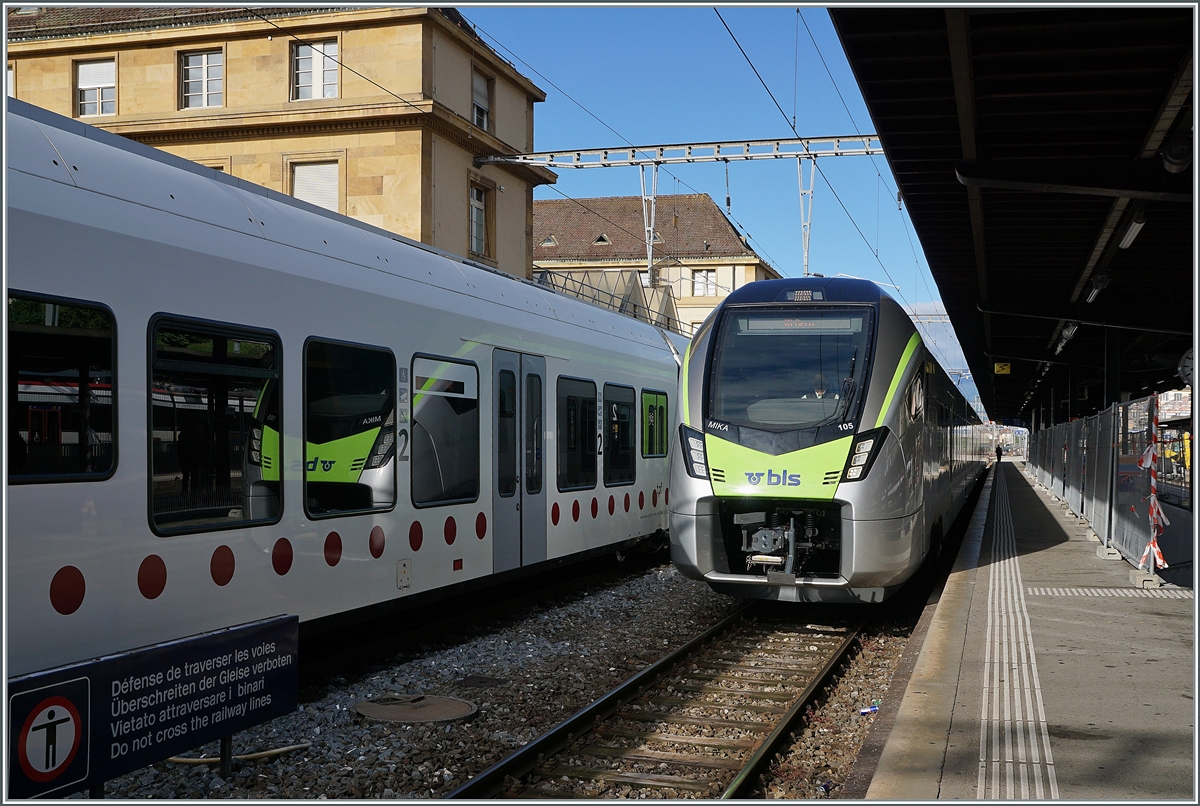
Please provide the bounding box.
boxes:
[446,603,863,799]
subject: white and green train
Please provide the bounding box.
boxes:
[669,277,991,603]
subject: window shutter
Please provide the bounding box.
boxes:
[78,59,115,87]
[292,162,339,212]
[473,71,489,110]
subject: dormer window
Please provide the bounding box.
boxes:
[540,235,557,247]
[652,231,663,244]
[593,234,611,245]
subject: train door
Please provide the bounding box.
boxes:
[492,350,547,573]
[28,407,62,447]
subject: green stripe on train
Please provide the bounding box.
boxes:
[875,332,922,428]
[703,434,853,500]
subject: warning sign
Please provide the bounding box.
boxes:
[7,616,296,799]
[994,362,1011,375]
[8,678,90,797]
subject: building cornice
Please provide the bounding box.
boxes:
[93,99,555,186]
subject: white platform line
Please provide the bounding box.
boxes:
[977,469,1059,800]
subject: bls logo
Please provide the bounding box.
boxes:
[306,457,337,472]
[745,470,801,487]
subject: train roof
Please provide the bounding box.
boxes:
[721,276,888,306]
[6,98,685,357]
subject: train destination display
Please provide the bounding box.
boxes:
[7,616,296,799]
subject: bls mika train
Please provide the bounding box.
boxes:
[669,277,990,603]
[6,98,685,679]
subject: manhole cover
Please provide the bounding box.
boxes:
[455,675,508,689]
[354,695,477,723]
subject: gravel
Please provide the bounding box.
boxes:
[79,564,918,799]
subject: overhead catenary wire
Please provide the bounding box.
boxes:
[717,7,951,368]
[468,18,786,273]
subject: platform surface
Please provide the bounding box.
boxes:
[867,461,1195,800]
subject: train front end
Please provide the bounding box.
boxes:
[670,277,927,603]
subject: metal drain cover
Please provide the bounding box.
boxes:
[354,694,477,723]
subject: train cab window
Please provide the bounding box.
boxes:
[641,390,669,458]
[604,384,636,486]
[411,356,479,506]
[305,340,396,517]
[8,294,115,482]
[557,378,597,491]
[149,319,281,533]
[906,375,924,421]
[525,374,543,495]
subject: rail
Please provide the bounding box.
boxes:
[445,603,863,799]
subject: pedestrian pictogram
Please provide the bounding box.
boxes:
[19,696,82,782]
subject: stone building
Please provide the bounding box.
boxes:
[533,194,781,334]
[5,5,554,279]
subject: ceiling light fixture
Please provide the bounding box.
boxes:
[1086,271,1110,303]
[1118,210,1146,249]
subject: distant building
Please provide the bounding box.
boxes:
[5,5,554,279]
[1159,387,1192,422]
[533,194,781,334]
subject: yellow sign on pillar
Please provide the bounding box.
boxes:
[994,362,1011,375]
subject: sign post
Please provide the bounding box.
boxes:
[7,615,297,799]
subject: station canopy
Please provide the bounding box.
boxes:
[830,7,1193,425]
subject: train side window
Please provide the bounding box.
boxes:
[525,374,543,495]
[305,339,396,517]
[8,293,115,482]
[906,375,924,421]
[411,355,479,507]
[604,384,636,486]
[497,369,517,497]
[641,390,669,458]
[557,377,597,491]
[149,318,281,533]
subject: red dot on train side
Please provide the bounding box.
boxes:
[624,493,630,512]
[369,526,385,559]
[444,516,457,545]
[552,502,560,525]
[476,512,487,539]
[653,490,659,507]
[608,495,615,515]
[453,558,463,571]
[572,500,580,522]
[137,555,167,600]
[272,538,293,575]
[409,521,423,552]
[639,491,645,510]
[210,546,235,587]
[591,498,599,519]
[50,566,85,615]
[325,532,342,567]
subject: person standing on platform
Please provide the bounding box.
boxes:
[995,444,1003,463]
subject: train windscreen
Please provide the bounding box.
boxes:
[708,308,873,432]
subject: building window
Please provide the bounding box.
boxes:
[305,339,396,517]
[181,50,222,108]
[411,356,480,506]
[469,185,488,256]
[639,271,651,287]
[77,59,115,116]
[8,294,115,482]
[540,235,557,247]
[693,269,717,296]
[6,64,14,97]
[292,161,339,212]
[472,70,490,130]
[293,40,337,100]
[149,318,282,533]
[593,234,611,245]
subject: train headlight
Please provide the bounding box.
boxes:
[841,427,888,482]
[680,424,710,479]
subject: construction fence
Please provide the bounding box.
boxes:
[1025,395,1192,578]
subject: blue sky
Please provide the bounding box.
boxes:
[461,5,985,413]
